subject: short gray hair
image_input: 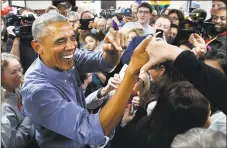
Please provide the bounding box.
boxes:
[171,128,226,148]
[32,13,67,41]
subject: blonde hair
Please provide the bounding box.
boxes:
[94,18,106,29]
[127,28,144,37]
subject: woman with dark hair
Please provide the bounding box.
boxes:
[146,60,185,115]
[168,9,185,29]
[111,81,211,148]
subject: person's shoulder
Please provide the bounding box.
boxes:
[133,35,148,41]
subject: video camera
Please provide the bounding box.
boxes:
[4,12,35,38]
[100,9,123,21]
[176,13,214,44]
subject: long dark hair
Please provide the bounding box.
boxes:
[146,60,185,104]
[147,81,210,148]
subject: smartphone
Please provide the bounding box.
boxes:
[119,64,128,80]
[155,29,164,38]
[79,18,94,30]
[130,104,137,116]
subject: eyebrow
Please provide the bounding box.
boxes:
[55,37,66,43]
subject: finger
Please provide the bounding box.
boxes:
[133,35,152,54]
[140,58,162,74]
[114,74,120,78]
[116,32,121,49]
[130,111,137,119]
[112,78,121,84]
[120,32,127,49]
[104,31,111,43]
[109,82,118,89]
[153,31,162,39]
[125,104,131,114]
[194,33,201,39]
[163,33,167,42]
[102,43,115,51]
[113,32,123,52]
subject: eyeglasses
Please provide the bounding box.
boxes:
[138,10,150,15]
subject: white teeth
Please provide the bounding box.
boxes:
[62,54,73,59]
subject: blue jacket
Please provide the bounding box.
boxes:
[121,35,147,64]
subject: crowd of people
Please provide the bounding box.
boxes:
[1,0,227,148]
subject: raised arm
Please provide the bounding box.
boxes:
[100,35,152,135]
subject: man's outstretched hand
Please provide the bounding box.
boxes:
[102,30,127,53]
[126,35,152,74]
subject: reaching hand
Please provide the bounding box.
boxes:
[131,92,145,107]
[140,32,184,74]
[102,30,127,53]
[189,33,206,50]
[189,33,207,58]
[120,104,136,127]
[105,74,121,92]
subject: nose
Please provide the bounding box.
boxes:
[16,71,22,78]
[215,18,221,24]
[66,40,77,50]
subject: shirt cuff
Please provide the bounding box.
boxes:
[97,130,115,148]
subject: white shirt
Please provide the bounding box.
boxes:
[120,22,154,35]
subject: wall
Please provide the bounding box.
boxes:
[26,1,52,10]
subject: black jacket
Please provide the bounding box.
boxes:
[111,51,227,148]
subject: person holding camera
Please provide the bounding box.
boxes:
[181,7,226,51]
[7,8,38,74]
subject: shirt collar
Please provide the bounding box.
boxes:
[36,57,75,80]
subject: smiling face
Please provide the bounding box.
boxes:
[32,21,77,71]
[212,9,226,33]
[2,59,22,91]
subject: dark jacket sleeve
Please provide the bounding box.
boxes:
[174,51,227,115]
[121,36,146,64]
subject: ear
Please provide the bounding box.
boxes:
[31,40,43,55]
[160,67,166,76]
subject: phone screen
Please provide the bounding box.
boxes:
[79,18,94,30]
[155,29,164,38]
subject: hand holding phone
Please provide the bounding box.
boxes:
[79,18,94,30]
[155,29,164,39]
